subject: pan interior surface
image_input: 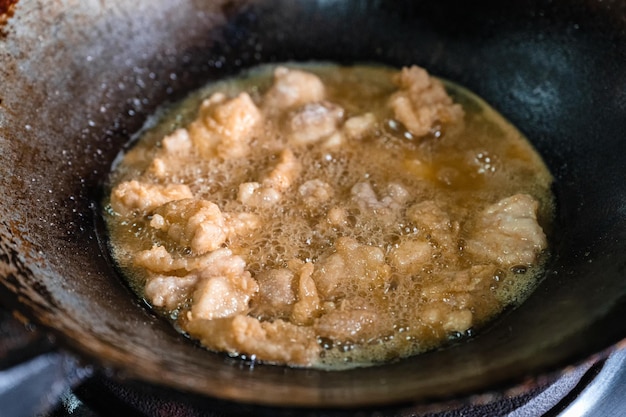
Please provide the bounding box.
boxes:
[0,0,625,408]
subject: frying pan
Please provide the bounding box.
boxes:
[1,0,625,413]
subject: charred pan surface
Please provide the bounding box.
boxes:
[0,0,17,26]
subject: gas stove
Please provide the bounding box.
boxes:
[2,307,625,417]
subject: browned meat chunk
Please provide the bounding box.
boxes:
[150,199,227,254]
[388,66,464,137]
[263,67,325,111]
[465,194,547,266]
[189,92,262,159]
[110,180,193,216]
[186,315,321,366]
[287,101,344,145]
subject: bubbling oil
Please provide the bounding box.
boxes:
[105,63,554,369]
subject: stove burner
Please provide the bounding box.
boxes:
[40,348,625,417]
[2,307,626,417]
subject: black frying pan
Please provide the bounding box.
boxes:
[1,0,625,413]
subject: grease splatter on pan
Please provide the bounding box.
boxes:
[0,0,17,28]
